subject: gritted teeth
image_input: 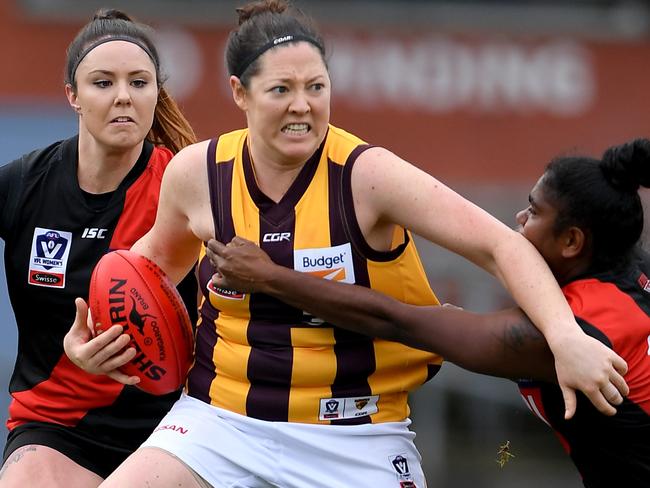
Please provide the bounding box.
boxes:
[112,116,134,123]
[282,123,310,134]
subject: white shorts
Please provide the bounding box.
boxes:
[141,393,426,488]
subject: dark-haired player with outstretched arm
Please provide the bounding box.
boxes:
[65,1,628,486]
[208,138,650,487]
[0,9,197,487]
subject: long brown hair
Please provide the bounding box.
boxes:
[66,9,196,153]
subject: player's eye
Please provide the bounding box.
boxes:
[131,79,148,88]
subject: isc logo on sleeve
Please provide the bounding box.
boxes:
[293,243,356,284]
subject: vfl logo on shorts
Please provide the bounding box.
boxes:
[293,243,355,284]
[28,227,72,288]
[389,454,416,486]
[318,395,379,420]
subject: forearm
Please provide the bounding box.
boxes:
[260,265,406,341]
[209,237,557,381]
[260,265,555,381]
[491,231,578,347]
[439,309,555,381]
[131,230,201,285]
[388,303,555,380]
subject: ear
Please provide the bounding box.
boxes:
[65,84,81,113]
[561,226,586,259]
[230,75,248,111]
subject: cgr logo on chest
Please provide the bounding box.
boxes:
[262,232,291,243]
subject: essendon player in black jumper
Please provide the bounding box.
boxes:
[0,10,197,487]
[207,138,650,487]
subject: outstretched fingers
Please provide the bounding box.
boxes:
[553,331,629,419]
[561,360,628,419]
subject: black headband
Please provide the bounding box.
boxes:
[233,34,322,78]
[70,35,158,83]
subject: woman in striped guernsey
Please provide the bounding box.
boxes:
[65,1,627,487]
[209,138,650,487]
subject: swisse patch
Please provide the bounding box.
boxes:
[206,280,245,300]
[28,227,72,288]
[293,243,355,284]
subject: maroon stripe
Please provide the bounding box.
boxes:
[205,138,220,239]
[340,145,410,262]
[245,214,299,421]
[327,159,347,246]
[330,256,375,425]
[186,255,220,403]
[206,139,235,243]
[187,139,230,403]
[331,151,377,425]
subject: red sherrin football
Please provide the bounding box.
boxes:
[89,250,194,395]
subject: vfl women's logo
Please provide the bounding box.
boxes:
[28,227,73,288]
[36,231,68,267]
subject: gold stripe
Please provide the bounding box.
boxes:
[211,338,251,415]
[289,328,337,423]
[325,125,367,164]
[215,129,247,163]
[293,152,330,249]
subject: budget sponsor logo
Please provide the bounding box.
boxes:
[293,243,355,284]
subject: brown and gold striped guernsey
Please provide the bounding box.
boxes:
[187,125,442,425]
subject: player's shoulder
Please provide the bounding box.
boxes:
[562,278,613,315]
[167,140,212,170]
[327,124,367,146]
[160,140,213,194]
[8,138,71,174]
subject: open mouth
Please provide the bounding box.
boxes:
[111,116,135,124]
[281,123,310,136]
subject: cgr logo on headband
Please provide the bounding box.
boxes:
[274,35,294,45]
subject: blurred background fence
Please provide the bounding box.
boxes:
[2,1,650,485]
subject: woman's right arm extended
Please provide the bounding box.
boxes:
[208,237,556,382]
